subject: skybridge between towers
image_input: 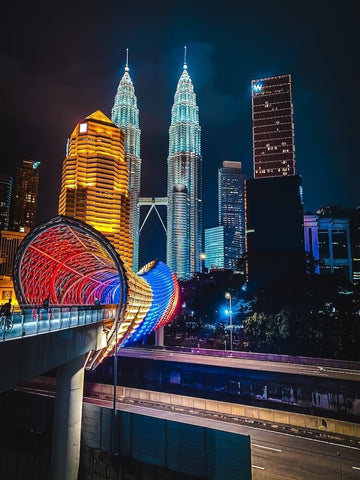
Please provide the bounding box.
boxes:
[0,214,179,480]
[138,196,168,235]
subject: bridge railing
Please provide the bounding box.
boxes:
[0,304,118,342]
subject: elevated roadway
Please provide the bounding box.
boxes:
[117,346,360,383]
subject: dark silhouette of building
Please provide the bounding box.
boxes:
[245,175,305,295]
[10,160,40,232]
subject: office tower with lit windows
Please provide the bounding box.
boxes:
[0,175,13,231]
[10,160,40,232]
[251,74,295,179]
[58,110,133,266]
[204,226,224,270]
[218,161,247,270]
[111,51,141,272]
[0,230,27,277]
[167,50,202,279]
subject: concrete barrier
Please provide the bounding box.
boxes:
[28,378,360,440]
[26,379,347,440]
[109,383,360,439]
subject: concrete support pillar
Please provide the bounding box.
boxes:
[155,326,164,346]
[50,354,86,480]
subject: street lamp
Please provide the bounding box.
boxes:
[337,452,343,480]
[225,292,233,351]
[199,252,206,273]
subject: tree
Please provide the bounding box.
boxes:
[243,309,291,354]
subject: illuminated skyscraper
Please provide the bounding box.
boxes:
[218,161,247,270]
[251,74,295,178]
[167,49,202,279]
[111,50,141,271]
[205,226,224,270]
[58,110,133,265]
[10,160,40,232]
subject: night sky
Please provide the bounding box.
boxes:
[2,1,358,267]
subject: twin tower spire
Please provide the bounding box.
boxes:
[111,48,202,279]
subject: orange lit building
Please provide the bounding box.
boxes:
[58,111,133,265]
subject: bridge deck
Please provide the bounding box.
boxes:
[0,305,117,342]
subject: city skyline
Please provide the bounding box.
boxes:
[2,1,358,266]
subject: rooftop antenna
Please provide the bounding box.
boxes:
[125,48,129,72]
[183,45,187,70]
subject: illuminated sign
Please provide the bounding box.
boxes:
[79,123,88,133]
[252,82,263,93]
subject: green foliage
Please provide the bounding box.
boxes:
[243,309,291,354]
[243,274,360,360]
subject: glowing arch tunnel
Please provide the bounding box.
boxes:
[13,215,180,369]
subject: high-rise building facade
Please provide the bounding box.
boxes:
[0,175,13,231]
[218,161,247,270]
[351,207,360,284]
[0,230,27,277]
[167,52,202,279]
[204,226,224,270]
[304,213,353,282]
[10,160,40,232]
[251,74,295,179]
[304,205,360,283]
[111,51,142,272]
[58,110,133,265]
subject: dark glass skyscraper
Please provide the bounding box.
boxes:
[251,74,295,179]
[218,161,247,270]
[246,175,305,293]
[111,51,141,272]
[10,160,40,232]
[167,51,202,279]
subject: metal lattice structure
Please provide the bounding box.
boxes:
[13,215,179,368]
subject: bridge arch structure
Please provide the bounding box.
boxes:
[13,215,180,369]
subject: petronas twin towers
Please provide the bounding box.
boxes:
[111,49,202,279]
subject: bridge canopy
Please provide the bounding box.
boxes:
[13,215,126,307]
[13,215,180,368]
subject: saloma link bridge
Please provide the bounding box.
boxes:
[0,215,180,480]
